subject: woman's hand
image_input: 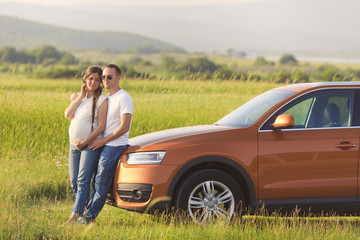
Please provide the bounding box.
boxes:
[80,83,86,99]
[74,139,87,150]
[64,83,86,119]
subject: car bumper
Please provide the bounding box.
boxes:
[112,159,178,213]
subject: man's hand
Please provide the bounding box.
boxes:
[88,138,105,150]
[70,92,79,101]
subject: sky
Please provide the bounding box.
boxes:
[0,0,273,6]
[0,0,359,58]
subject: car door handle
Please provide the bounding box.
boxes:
[335,142,356,150]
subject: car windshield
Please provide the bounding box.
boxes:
[215,89,296,128]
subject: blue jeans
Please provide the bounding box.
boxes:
[85,145,128,219]
[68,144,101,216]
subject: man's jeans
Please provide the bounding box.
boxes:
[68,144,101,216]
[85,145,128,219]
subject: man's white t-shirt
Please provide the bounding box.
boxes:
[104,89,133,146]
[69,94,107,144]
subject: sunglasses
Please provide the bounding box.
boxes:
[101,75,114,80]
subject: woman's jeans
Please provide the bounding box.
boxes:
[68,144,101,216]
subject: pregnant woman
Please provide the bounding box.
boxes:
[64,66,108,224]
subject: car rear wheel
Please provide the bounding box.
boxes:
[175,169,244,223]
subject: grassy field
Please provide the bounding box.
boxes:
[1,74,360,239]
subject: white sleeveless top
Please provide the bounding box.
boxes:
[69,94,107,144]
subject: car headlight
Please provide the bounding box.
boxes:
[127,151,166,165]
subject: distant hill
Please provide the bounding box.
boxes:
[1,1,360,59]
[0,15,186,53]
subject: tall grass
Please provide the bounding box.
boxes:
[1,74,359,239]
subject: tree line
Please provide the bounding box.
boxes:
[0,45,77,65]
[0,45,359,83]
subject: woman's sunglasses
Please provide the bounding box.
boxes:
[101,75,113,80]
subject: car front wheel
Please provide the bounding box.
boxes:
[175,169,244,223]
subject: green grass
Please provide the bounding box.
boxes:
[1,74,360,239]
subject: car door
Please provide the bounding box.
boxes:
[257,89,359,202]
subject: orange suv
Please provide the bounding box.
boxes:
[111,82,359,222]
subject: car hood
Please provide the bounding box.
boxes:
[128,125,236,150]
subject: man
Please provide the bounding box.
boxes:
[82,63,133,223]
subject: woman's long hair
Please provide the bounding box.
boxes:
[82,66,103,132]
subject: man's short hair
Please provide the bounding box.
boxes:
[105,64,121,75]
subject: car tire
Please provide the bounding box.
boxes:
[174,169,244,223]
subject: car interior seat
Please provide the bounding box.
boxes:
[323,103,341,127]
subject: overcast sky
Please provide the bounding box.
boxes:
[0,0,273,6]
[1,0,359,58]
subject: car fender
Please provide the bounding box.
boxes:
[167,155,256,206]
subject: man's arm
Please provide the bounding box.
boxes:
[88,113,132,150]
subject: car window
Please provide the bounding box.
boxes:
[284,98,313,127]
[326,96,352,127]
[261,90,354,130]
[215,89,295,128]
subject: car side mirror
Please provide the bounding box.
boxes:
[272,114,294,130]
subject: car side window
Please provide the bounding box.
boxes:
[261,90,354,130]
[325,96,352,127]
[283,98,313,127]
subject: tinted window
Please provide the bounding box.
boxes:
[261,90,354,130]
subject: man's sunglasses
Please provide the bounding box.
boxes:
[101,75,114,80]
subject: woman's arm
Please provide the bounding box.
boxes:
[74,99,108,150]
[64,84,86,119]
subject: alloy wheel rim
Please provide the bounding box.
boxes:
[187,180,235,223]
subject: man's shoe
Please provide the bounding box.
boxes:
[77,217,96,225]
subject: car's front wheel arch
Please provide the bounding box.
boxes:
[168,156,255,210]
